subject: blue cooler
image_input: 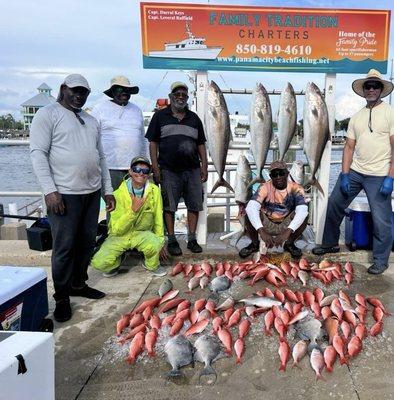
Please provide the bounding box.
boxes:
[0,266,50,331]
[345,197,394,251]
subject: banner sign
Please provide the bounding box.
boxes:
[140,2,390,73]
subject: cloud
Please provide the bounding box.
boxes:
[12,69,71,77]
[0,89,25,116]
[335,92,364,120]
[0,0,393,120]
[0,88,19,98]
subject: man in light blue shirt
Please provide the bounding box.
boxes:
[30,74,115,322]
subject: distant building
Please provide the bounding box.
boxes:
[21,83,56,130]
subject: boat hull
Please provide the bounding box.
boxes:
[148,47,222,60]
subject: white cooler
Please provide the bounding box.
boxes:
[0,331,55,400]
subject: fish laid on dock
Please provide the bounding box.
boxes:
[194,334,221,382]
[115,257,389,382]
[210,275,231,296]
[158,279,173,297]
[164,335,195,377]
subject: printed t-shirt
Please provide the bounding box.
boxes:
[252,180,307,223]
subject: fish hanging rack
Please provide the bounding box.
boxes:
[220,88,325,96]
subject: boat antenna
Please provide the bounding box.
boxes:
[185,22,194,39]
[142,71,168,111]
[218,73,248,115]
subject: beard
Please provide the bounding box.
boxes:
[172,101,188,112]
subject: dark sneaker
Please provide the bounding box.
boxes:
[54,299,72,322]
[283,242,302,258]
[187,239,202,253]
[367,264,388,275]
[120,252,127,264]
[69,285,106,299]
[167,241,182,256]
[239,241,259,258]
[312,246,340,256]
[103,267,119,278]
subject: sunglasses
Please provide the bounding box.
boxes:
[73,111,85,125]
[131,166,150,175]
[363,82,382,91]
[172,91,189,98]
[270,169,287,178]
[112,86,130,95]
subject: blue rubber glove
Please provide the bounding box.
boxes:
[379,176,393,197]
[340,173,350,196]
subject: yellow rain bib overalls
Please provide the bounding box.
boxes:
[91,179,164,272]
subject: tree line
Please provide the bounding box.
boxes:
[0,114,24,130]
[236,117,350,136]
[297,118,350,136]
[2,111,351,135]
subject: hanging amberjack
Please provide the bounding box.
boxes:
[250,83,273,185]
[277,82,297,161]
[303,82,330,195]
[205,80,233,193]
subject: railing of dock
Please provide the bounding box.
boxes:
[0,138,344,245]
[0,69,348,245]
[194,71,338,245]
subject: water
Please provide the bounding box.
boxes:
[0,145,41,213]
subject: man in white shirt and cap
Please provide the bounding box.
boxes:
[91,76,149,190]
[313,69,394,275]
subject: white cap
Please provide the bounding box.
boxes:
[62,74,91,92]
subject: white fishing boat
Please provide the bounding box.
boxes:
[148,23,222,60]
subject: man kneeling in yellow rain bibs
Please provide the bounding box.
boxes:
[91,156,168,277]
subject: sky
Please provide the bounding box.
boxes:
[0,0,393,123]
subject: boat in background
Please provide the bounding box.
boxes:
[148,23,223,60]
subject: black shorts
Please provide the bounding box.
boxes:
[161,168,204,212]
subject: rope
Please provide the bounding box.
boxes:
[142,71,169,111]
[218,73,248,115]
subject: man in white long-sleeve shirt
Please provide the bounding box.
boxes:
[30,74,115,323]
[239,160,309,259]
[91,76,149,190]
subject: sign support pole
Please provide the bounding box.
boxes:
[195,70,208,245]
[314,73,336,244]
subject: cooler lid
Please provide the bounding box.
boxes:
[0,266,47,305]
[348,197,394,212]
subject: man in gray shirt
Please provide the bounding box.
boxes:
[30,74,115,322]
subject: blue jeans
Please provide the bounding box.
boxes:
[322,169,392,266]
